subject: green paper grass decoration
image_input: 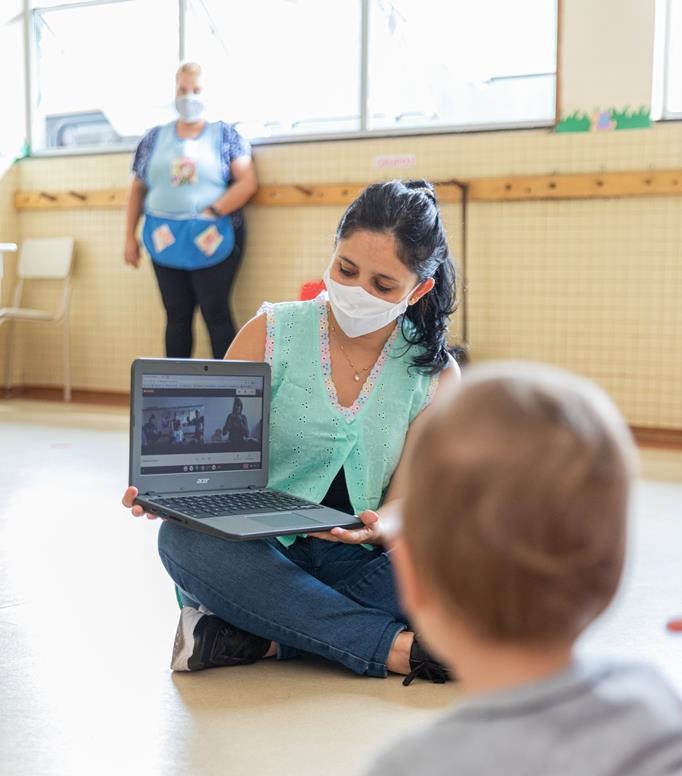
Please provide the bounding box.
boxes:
[555,106,651,133]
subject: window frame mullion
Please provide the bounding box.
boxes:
[23,0,33,154]
[179,0,186,62]
[360,0,369,132]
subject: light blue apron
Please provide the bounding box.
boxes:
[142,122,235,270]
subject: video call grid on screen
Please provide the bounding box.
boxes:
[139,373,264,475]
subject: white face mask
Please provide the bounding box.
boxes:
[175,93,205,124]
[323,267,417,339]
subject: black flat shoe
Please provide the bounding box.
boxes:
[171,606,271,671]
[403,636,451,686]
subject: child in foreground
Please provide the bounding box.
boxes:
[366,362,682,776]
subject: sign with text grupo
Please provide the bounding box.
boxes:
[373,154,417,169]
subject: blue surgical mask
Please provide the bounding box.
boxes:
[175,93,205,124]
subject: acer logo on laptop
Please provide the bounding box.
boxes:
[196,478,210,484]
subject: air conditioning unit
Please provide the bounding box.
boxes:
[44,110,131,148]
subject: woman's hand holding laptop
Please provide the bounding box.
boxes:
[308,507,388,545]
[123,486,158,520]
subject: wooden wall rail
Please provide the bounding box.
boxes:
[15,189,128,209]
[13,169,682,210]
[5,386,681,444]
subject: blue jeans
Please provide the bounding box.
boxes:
[157,521,409,677]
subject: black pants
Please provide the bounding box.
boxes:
[153,223,245,359]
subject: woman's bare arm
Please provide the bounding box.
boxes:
[223,311,267,361]
[124,177,147,267]
[212,156,258,215]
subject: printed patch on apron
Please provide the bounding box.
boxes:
[171,157,198,186]
[151,223,176,253]
[194,224,224,256]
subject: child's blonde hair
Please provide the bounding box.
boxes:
[403,362,637,644]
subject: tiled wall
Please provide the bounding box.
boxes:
[0,160,19,377]
[4,123,682,429]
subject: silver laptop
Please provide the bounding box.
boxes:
[129,358,361,541]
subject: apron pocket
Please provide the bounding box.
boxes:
[143,212,235,269]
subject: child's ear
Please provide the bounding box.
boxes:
[392,536,429,614]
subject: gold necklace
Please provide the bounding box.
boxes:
[329,321,373,383]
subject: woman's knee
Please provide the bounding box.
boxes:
[157,520,271,575]
[157,519,186,562]
[157,520,221,566]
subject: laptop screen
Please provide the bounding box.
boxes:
[138,372,265,476]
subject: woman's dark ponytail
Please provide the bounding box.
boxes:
[335,179,457,375]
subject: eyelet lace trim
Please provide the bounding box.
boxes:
[317,296,401,423]
[258,302,275,366]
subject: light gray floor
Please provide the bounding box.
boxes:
[0,400,681,776]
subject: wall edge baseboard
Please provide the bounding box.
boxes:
[3,385,129,407]
[3,387,682,450]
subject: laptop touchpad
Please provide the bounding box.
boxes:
[252,513,322,530]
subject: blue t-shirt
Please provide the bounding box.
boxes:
[132,121,251,228]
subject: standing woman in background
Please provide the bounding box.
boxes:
[124,62,258,358]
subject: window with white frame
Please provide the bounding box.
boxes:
[662,0,682,116]
[184,0,362,138]
[27,0,557,152]
[367,0,557,132]
[29,0,179,152]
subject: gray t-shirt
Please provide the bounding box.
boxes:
[364,659,682,776]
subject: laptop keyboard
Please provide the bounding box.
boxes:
[154,490,320,518]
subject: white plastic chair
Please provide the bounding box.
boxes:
[0,237,75,401]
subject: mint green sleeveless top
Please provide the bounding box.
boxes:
[258,296,438,548]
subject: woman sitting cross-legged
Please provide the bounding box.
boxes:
[122,179,460,684]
